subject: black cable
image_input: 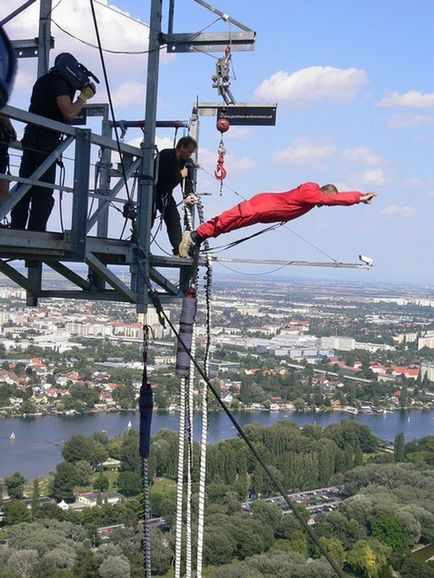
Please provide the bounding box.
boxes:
[205,222,285,254]
[51,18,161,54]
[216,260,292,277]
[58,160,66,232]
[135,254,343,577]
[89,0,134,203]
[147,296,345,578]
[51,11,223,56]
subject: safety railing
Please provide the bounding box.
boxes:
[0,103,143,261]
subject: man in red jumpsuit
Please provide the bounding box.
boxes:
[178,182,376,257]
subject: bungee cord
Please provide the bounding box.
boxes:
[194,198,213,578]
[138,274,345,578]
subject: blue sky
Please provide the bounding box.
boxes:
[3,0,434,284]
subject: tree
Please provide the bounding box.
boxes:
[394,432,406,463]
[73,547,99,578]
[319,537,345,568]
[117,471,141,497]
[62,435,108,468]
[7,550,38,578]
[3,499,32,525]
[5,472,25,499]
[203,522,234,565]
[94,473,110,492]
[98,555,131,578]
[74,460,94,486]
[288,529,308,558]
[51,461,79,502]
[150,528,174,575]
[399,386,409,408]
[119,430,141,472]
[370,513,410,552]
[31,479,40,515]
[293,398,306,412]
[35,546,76,575]
[346,539,390,578]
[251,501,282,530]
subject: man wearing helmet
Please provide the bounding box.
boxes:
[10,52,96,231]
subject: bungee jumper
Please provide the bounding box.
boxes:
[178,182,376,257]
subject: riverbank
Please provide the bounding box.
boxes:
[1,401,432,420]
[1,408,433,479]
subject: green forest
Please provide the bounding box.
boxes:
[1,421,434,577]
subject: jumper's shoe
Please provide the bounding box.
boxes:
[179,230,197,258]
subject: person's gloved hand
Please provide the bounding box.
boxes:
[78,82,96,103]
[184,193,198,207]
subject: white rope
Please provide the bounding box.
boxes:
[185,324,196,578]
[142,458,152,577]
[195,199,213,578]
[174,376,187,578]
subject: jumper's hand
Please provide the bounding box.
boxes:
[79,82,96,103]
[180,167,188,179]
[360,192,376,204]
[184,193,198,207]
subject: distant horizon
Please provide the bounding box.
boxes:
[2,265,434,293]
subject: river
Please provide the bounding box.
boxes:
[0,409,433,479]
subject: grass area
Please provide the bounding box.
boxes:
[413,543,434,562]
[151,477,176,496]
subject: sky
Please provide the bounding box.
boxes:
[2,0,434,286]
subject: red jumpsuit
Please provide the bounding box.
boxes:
[196,182,362,240]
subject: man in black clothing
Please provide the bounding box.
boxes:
[154,136,197,253]
[0,114,16,211]
[10,52,95,231]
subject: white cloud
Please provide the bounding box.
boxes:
[4,0,174,88]
[226,155,256,173]
[377,91,434,108]
[381,205,415,217]
[358,168,390,187]
[225,126,255,140]
[12,70,34,93]
[272,138,336,165]
[341,147,384,166]
[404,177,425,189]
[254,66,368,107]
[386,113,434,128]
[111,81,146,107]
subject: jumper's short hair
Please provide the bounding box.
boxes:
[320,184,338,194]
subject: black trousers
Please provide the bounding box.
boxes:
[11,134,59,232]
[153,192,182,252]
